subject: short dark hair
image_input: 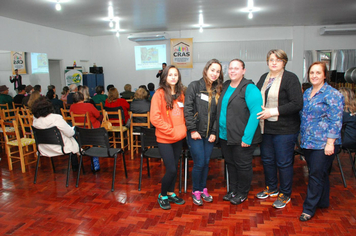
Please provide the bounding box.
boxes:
[46,90,55,99]
[31,96,54,118]
[34,85,41,92]
[95,85,104,94]
[48,85,55,91]
[73,92,84,103]
[147,83,155,91]
[107,84,114,92]
[162,63,167,66]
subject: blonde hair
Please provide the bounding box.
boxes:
[79,85,90,101]
[134,88,148,100]
[107,87,119,103]
[28,91,41,109]
[339,87,356,114]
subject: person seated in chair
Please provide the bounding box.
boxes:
[31,96,79,171]
[106,87,130,124]
[120,84,135,100]
[0,85,13,109]
[130,88,151,131]
[92,85,107,109]
[339,87,356,149]
[46,89,64,115]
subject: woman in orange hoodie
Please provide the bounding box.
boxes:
[150,65,187,210]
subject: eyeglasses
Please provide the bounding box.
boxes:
[269,59,283,63]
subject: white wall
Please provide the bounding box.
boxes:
[1,15,356,94]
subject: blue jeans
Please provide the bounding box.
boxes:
[260,133,298,196]
[186,132,215,192]
[302,146,338,216]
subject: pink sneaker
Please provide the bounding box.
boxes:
[192,191,203,206]
[201,188,213,202]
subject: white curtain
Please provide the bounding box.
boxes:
[303,50,313,82]
[333,49,356,72]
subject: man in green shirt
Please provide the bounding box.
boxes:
[0,85,13,109]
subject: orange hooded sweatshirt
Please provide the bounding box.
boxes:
[150,88,187,143]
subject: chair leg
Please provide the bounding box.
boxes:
[147,157,150,177]
[347,150,356,178]
[138,155,144,191]
[66,154,71,187]
[33,152,41,184]
[122,151,127,178]
[51,157,56,173]
[76,155,83,188]
[353,153,356,178]
[184,157,188,193]
[112,155,117,192]
[336,154,347,188]
[225,162,229,193]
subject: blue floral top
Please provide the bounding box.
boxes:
[300,82,344,149]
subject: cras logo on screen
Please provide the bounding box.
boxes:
[173,42,190,57]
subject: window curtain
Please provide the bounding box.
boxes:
[332,49,356,72]
[303,50,313,82]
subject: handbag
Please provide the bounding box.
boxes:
[101,110,112,130]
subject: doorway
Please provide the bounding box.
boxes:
[49,59,63,96]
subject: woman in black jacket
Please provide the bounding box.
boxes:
[184,59,223,206]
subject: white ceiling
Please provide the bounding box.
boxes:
[0,0,356,36]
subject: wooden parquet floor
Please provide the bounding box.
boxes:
[0,149,356,236]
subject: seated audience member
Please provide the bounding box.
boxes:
[120,84,135,99]
[46,89,64,114]
[31,96,79,171]
[130,88,151,131]
[60,86,70,102]
[147,82,155,99]
[105,87,130,124]
[27,91,41,110]
[79,85,95,106]
[92,85,108,109]
[22,85,34,107]
[48,85,59,99]
[13,84,26,105]
[106,84,114,94]
[66,84,78,105]
[139,85,150,98]
[339,87,356,149]
[70,92,101,172]
[34,84,42,94]
[302,82,312,93]
[0,85,13,108]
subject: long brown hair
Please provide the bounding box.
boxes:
[159,65,184,110]
[107,87,119,103]
[339,87,356,114]
[202,59,224,103]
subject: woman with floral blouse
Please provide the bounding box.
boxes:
[299,61,344,221]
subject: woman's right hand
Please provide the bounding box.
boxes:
[191,131,201,140]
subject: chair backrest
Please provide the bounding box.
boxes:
[0,119,23,147]
[32,126,67,155]
[12,102,23,109]
[75,126,111,155]
[0,103,9,110]
[129,111,151,133]
[0,107,19,122]
[95,102,104,111]
[104,106,125,124]
[17,113,33,138]
[71,112,91,129]
[140,127,158,149]
[61,108,72,124]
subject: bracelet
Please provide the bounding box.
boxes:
[326,142,334,146]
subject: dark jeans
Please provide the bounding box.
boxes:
[302,146,338,216]
[260,133,298,196]
[220,139,257,196]
[158,140,183,196]
[186,132,215,192]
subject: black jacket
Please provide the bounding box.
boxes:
[184,78,218,138]
[216,78,262,145]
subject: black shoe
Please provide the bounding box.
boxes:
[223,192,236,201]
[230,195,247,205]
[167,193,185,205]
[158,194,171,210]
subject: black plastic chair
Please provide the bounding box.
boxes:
[342,146,356,178]
[75,126,127,192]
[32,126,72,187]
[138,127,183,192]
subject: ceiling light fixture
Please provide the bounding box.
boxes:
[109,20,114,28]
[108,4,114,20]
[55,1,61,11]
[198,12,204,33]
[240,0,260,19]
[248,11,253,19]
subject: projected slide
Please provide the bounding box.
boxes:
[31,52,49,74]
[134,45,166,70]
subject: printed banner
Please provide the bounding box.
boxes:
[11,51,27,74]
[170,38,193,68]
[65,69,83,86]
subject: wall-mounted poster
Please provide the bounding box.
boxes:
[11,51,27,74]
[170,38,193,68]
[65,69,83,86]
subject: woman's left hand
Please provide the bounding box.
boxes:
[208,134,216,143]
[257,106,272,120]
[324,144,334,156]
[241,141,250,147]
